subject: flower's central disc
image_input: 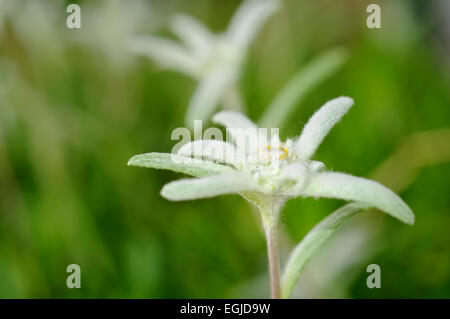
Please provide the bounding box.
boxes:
[258,144,289,164]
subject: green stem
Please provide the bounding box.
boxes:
[243,193,283,299]
[264,219,281,299]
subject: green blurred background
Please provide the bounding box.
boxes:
[0,0,449,298]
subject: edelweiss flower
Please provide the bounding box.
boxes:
[128,96,414,227]
[130,0,280,127]
[128,96,414,298]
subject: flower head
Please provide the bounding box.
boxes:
[128,96,415,226]
[130,0,280,127]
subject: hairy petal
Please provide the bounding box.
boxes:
[303,172,415,225]
[295,96,354,159]
[213,110,258,130]
[213,110,267,151]
[161,173,257,201]
[178,140,245,166]
[281,202,368,299]
[129,36,199,76]
[226,0,280,51]
[309,160,325,172]
[127,152,233,177]
[280,162,310,195]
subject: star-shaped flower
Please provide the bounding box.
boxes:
[128,96,414,298]
[128,96,414,226]
[130,0,280,127]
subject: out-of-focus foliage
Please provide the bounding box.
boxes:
[0,0,449,298]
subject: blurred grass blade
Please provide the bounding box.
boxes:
[127,152,233,177]
[259,48,348,128]
[281,202,368,299]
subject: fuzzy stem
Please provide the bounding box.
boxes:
[263,211,281,299]
[265,220,281,299]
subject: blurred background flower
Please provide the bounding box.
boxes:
[0,0,449,298]
[130,0,280,127]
